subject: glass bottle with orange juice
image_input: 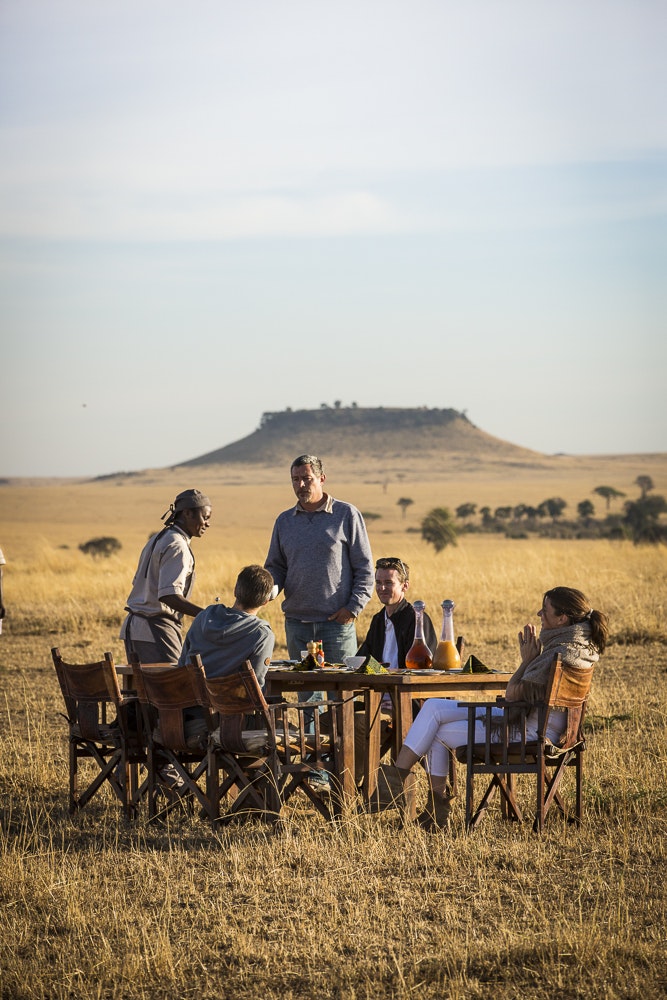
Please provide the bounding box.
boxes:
[432,599,461,671]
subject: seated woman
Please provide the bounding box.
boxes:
[383,587,609,830]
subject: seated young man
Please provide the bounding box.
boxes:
[176,565,276,750]
[179,564,276,689]
[353,557,437,786]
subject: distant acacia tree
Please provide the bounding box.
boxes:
[538,497,567,521]
[593,485,626,511]
[577,499,595,521]
[480,506,493,525]
[494,506,513,521]
[79,537,122,559]
[455,502,477,520]
[635,475,654,499]
[396,497,414,520]
[623,494,667,543]
[421,507,458,553]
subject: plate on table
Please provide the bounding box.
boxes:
[344,655,366,671]
[285,664,349,673]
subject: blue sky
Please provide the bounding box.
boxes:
[1,0,665,477]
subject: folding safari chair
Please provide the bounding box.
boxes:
[130,656,215,821]
[189,657,342,825]
[455,654,595,833]
[51,646,145,819]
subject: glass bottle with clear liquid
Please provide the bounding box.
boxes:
[432,599,461,671]
[405,600,433,670]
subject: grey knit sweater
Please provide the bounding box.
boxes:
[265,496,374,621]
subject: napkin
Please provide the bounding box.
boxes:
[462,654,491,674]
[357,655,388,675]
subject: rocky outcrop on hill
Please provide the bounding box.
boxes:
[174,406,546,472]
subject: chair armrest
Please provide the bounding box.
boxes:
[456,698,531,710]
[280,698,343,709]
[267,698,343,714]
[265,699,292,712]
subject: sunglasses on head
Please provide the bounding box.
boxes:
[375,557,408,578]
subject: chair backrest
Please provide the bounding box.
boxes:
[188,656,274,754]
[542,656,595,749]
[51,646,123,741]
[131,658,210,752]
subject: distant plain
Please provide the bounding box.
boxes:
[1,451,666,998]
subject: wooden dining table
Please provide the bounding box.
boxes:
[265,666,513,818]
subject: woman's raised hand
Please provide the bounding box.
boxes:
[518,623,540,664]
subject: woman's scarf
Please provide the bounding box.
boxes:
[514,621,599,707]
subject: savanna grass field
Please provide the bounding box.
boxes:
[1,457,667,999]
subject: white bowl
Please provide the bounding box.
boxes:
[344,656,366,671]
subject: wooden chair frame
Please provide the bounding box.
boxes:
[189,657,342,825]
[455,655,594,833]
[51,646,145,819]
[130,656,216,821]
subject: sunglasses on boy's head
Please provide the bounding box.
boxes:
[375,558,408,578]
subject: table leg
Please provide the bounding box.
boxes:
[330,693,357,815]
[362,690,382,806]
[393,690,417,821]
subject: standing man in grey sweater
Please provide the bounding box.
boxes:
[265,454,374,669]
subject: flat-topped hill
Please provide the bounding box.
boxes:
[174,406,547,474]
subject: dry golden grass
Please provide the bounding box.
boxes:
[1,471,667,998]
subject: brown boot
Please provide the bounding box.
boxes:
[417,791,453,831]
[370,764,409,812]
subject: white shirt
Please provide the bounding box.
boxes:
[382,612,399,671]
[120,525,195,641]
[381,611,399,710]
